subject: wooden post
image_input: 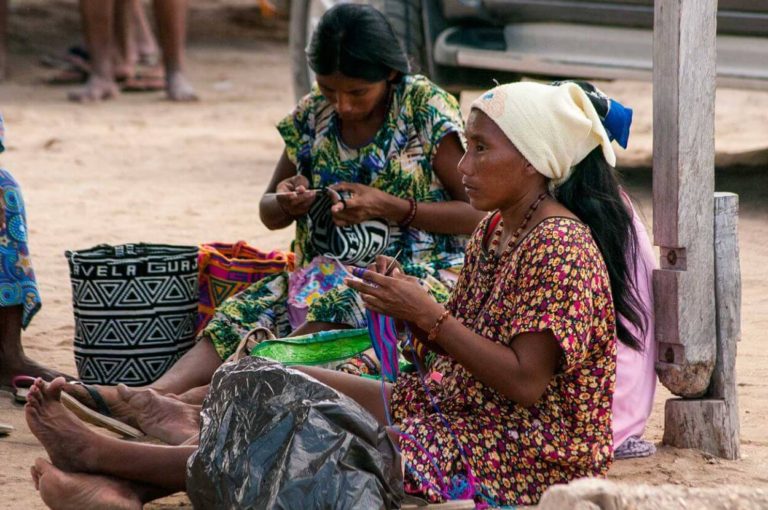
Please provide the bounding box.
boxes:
[663,193,741,459]
[652,0,717,398]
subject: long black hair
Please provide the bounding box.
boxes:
[307,4,410,83]
[555,149,647,351]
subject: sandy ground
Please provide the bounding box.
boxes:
[0,1,766,508]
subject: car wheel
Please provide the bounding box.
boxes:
[289,0,427,101]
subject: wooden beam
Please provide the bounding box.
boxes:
[663,193,741,459]
[709,192,741,402]
[652,0,717,397]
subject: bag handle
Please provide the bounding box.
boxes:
[227,326,276,362]
[231,240,246,259]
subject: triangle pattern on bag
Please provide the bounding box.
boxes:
[114,360,146,385]
[136,277,167,301]
[93,280,128,307]
[115,280,148,306]
[75,281,101,307]
[159,277,188,303]
[210,277,241,306]
[139,356,172,380]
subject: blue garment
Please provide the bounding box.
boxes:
[0,168,42,328]
[550,80,634,148]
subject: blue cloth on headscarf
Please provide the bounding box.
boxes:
[0,114,42,328]
[550,80,633,149]
[604,98,633,149]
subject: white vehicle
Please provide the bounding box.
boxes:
[290,0,768,99]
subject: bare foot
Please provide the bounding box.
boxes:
[25,378,101,473]
[68,75,120,102]
[61,382,141,429]
[31,458,141,510]
[116,385,200,445]
[166,70,198,102]
[0,355,72,388]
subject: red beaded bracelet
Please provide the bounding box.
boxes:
[427,309,451,343]
[398,198,418,228]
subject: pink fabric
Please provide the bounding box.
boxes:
[612,198,658,449]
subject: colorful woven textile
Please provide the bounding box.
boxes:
[365,308,400,382]
[0,169,41,328]
[196,242,294,333]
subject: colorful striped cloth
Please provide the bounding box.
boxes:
[365,308,400,382]
[196,242,294,333]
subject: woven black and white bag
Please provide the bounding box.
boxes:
[66,243,199,386]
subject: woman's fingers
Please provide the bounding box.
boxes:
[360,294,387,314]
[332,182,360,193]
[349,267,390,287]
[344,275,384,297]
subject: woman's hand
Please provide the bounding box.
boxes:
[344,267,445,332]
[367,254,403,276]
[274,175,317,218]
[329,182,401,227]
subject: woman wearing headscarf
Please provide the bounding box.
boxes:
[343,80,649,505]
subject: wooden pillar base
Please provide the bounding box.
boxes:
[663,398,740,459]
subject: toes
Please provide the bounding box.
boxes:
[118,385,152,409]
[31,465,40,490]
[116,384,132,400]
[34,457,53,474]
[46,377,67,400]
[25,403,40,424]
[27,385,43,406]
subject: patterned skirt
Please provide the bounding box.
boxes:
[0,169,42,328]
[202,260,455,368]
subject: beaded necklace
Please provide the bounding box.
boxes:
[487,192,549,257]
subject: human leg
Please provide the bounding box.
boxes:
[0,0,8,81]
[26,378,193,490]
[61,335,221,427]
[168,383,209,404]
[0,170,71,385]
[117,384,200,444]
[31,458,174,510]
[113,0,137,79]
[152,0,197,101]
[130,0,159,65]
[69,0,120,102]
[296,365,392,425]
[0,307,70,386]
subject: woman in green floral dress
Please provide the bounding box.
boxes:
[200,4,482,369]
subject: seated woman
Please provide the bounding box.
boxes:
[554,81,657,459]
[62,4,482,426]
[26,80,645,508]
[0,115,70,388]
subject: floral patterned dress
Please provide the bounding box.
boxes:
[206,75,466,360]
[390,215,617,506]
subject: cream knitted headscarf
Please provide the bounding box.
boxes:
[470,81,616,188]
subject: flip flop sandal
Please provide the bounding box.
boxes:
[46,67,89,85]
[0,423,13,436]
[11,375,36,404]
[60,383,143,439]
[119,74,165,93]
